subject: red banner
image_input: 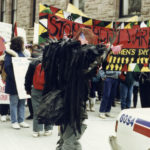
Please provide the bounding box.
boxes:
[48,14,149,49]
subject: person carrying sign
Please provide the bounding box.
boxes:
[4,36,29,129]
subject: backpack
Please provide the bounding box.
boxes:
[33,63,45,90]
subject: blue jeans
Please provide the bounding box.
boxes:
[99,78,118,113]
[9,95,25,123]
[31,88,53,132]
[120,82,133,110]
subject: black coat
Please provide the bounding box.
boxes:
[24,59,41,94]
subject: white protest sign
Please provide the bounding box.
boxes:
[33,23,39,44]
[0,22,27,44]
[12,57,31,99]
[0,76,10,104]
[0,93,10,104]
[0,22,12,42]
[17,27,27,44]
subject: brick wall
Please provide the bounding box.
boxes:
[84,0,118,21]
[1,0,150,43]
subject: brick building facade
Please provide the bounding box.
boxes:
[0,0,150,43]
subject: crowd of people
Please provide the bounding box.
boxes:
[87,64,150,119]
[0,36,53,137]
[0,36,150,143]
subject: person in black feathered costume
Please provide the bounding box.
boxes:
[37,38,109,150]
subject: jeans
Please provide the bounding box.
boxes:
[99,78,118,113]
[31,88,53,132]
[56,123,87,150]
[120,82,133,110]
[9,95,25,123]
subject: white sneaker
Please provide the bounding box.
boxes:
[32,132,39,137]
[12,122,20,129]
[19,122,30,128]
[1,115,7,122]
[99,113,106,119]
[105,113,114,118]
[44,130,52,136]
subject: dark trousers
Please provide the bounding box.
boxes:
[139,81,150,107]
[115,81,120,100]
[27,98,33,116]
[133,86,139,108]
[0,104,9,115]
[90,80,104,100]
[99,78,118,112]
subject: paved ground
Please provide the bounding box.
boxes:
[0,99,140,150]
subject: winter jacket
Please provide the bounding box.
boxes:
[4,50,25,95]
[24,59,41,94]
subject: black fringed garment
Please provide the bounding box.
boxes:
[38,39,107,134]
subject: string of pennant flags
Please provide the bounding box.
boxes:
[40,4,150,28]
[39,4,150,45]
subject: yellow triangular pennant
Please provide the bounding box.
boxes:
[55,10,64,18]
[128,63,136,71]
[105,23,113,28]
[141,67,150,72]
[83,19,93,25]
[39,24,47,35]
[39,4,47,13]
[124,23,132,29]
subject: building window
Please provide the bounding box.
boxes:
[31,0,36,27]
[69,0,85,12]
[120,0,141,17]
[11,0,17,24]
[0,0,6,22]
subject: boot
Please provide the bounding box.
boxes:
[90,98,96,112]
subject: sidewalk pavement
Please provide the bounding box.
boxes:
[0,101,122,150]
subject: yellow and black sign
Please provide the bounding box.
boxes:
[106,49,150,72]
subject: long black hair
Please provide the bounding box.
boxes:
[10,36,24,52]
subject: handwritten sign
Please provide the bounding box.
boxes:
[0,76,9,104]
[106,48,150,72]
[47,14,149,49]
[12,57,31,99]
